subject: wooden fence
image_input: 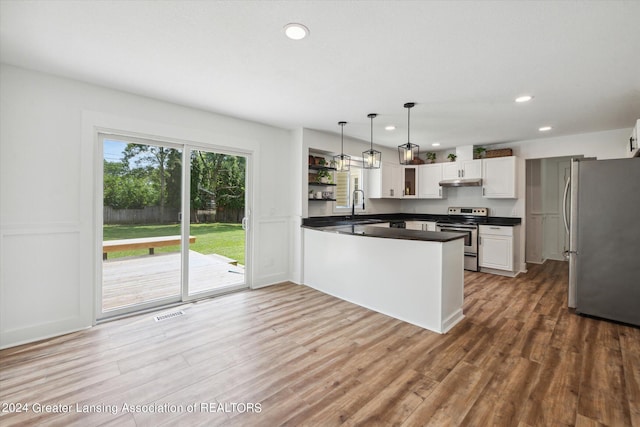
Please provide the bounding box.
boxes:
[104,206,243,224]
[103,206,180,224]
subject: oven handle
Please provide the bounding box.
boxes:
[437,226,476,232]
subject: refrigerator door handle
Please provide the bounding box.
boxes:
[562,175,571,234]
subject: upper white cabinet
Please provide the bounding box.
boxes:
[418,164,444,199]
[442,159,482,180]
[482,156,517,198]
[402,166,418,198]
[367,162,401,199]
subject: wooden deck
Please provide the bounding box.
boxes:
[102,250,244,311]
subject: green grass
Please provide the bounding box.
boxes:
[103,223,245,265]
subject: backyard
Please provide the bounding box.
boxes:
[103,223,245,265]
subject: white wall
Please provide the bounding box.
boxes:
[0,64,296,348]
[493,128,631,161]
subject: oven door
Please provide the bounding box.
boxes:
[436,224,479,271]
[436,224,476,251]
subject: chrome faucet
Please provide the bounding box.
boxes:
[352,189,365,218]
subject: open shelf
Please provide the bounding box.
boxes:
[309,182,336,186]
[309,165,337,171]
[309,198,336,202]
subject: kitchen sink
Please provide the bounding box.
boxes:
[331,218,385,226]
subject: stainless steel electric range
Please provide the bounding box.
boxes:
[436,207,488,272]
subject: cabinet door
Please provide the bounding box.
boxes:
[379,162,401,198]
[365,167,382,199]
[403,166,418,197]
[479,234,513,270]
[405,221,423,231]
[418,164,444,199]
[406,221,436,231]
[482,156,516,198]
[461,159,482,179]
[442,162,460,180]
[367,163,401,198]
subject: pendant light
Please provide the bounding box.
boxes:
[362,113,382,169]
[333,121,350,172]
[398,102,419,165]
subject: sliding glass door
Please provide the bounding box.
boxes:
[99,134,249,319]
[185,149,247,298]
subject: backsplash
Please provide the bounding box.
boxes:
[400,186,521,217]
[308,184,521,218]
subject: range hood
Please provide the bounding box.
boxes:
[439,178,483,187]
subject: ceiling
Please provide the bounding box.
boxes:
[2,0,640,150]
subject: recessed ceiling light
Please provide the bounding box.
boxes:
[284,23,309,40]
[515,95,534,103]
[539,126,552,132]
[385,125,396,131]
[432,143,441,147]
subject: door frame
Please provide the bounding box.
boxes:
[95,130,253,321]
[180,144,252,302]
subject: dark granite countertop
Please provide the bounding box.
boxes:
[302,213,521,227]
[302,223,466,243]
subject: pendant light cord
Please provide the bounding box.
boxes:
[404,102,415,147]
[370,116,374,149]
[407,106,410,145]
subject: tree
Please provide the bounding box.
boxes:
[122,143,181,218]
[103,160,157,209]
[190,152,245,222]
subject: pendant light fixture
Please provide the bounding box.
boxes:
[333,121,350,172]
[362,113,382,169]
[398,102,419,165]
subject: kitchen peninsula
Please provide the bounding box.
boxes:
[302,221,466,334]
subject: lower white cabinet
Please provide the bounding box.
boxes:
[406,221,437,231]
[479,225,513,271]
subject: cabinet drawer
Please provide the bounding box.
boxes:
[479,225,513,236]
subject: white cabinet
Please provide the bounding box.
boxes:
[418,164,444,199]
[482,156,517,198]
[479,225,514,271]
[628,119,639,158]
[405,221,437,231]
[442,162,460,180]
[366,162,401,199]
[442,159,482,180]
[402,166,418,197]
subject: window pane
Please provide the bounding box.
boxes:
[336,171,350,207]
[335,167,363,210]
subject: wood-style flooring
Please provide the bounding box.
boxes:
[1,261,638,426]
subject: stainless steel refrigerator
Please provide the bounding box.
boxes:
[564,157,640,326]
